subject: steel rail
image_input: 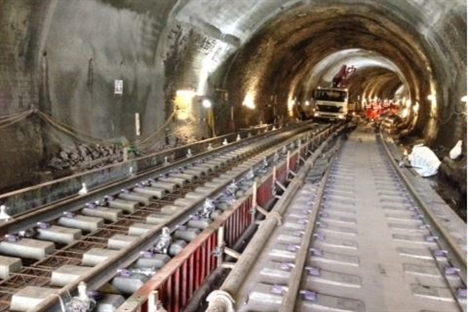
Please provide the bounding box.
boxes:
[205,124,347,312]
[116,123,346,312]
[379,129,467,286]
[205,125,464,312]
[278,140,342,311]
[0,123,277,205]
[29,124,338,312]
[30,154,271,311]
[0,126,312,237]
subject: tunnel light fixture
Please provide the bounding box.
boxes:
[462,95,467,102]
[243,94,255,110]
[305,101,310,106]
[401,107,410,118]
[175,89,195,120]
[202,99,212,108]
[176,90,195,98]
[427,94,437,114]
[287,99,295,116]
[404,98,411,107]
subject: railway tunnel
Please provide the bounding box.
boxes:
[0,0,466,197]
[0,0,466,311]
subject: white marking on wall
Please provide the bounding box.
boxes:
[114,80,123,94]
[135,113,141,136]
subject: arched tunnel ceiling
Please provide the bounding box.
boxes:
[225,1,430,101]
[175,0,293,43]
[303,49,404,99]
[174,0,465,114]
[309,50,401,82]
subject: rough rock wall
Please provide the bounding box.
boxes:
[0,0,51,192]
[427,3,467,149]
[0,0,177,192]
[0,0,236,192]
[40,0,172,148]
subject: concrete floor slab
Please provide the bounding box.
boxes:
[81,206,122,222]
[58,215,104,232]
[108,234,138,249]
[11,286,58,311]
[0,255,21,279]
[108,199,139,213]
[133,187,165,199]
[151,181,176,192]
[128,223,158,235]
[0,238,55,260]
[36,225,82,245]
[118,192,151,205]
[51,264,92,286]
[82,248,119,266]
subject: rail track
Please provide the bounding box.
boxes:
[0,121,346,311]
[205,124,467,312]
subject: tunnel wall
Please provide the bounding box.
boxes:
[427,3,467,148]
[40,0,171,148]
[0,0,177,192]
[0,0,50,192]
[0,0,237,193]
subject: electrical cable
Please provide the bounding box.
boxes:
[0,108,32,120]
[0,110,33,130]
[37,111,104,144]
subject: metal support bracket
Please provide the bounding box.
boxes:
[213,243,225,258]
[221,262,236,269]
[214,243,241,262]
[253,203,282,225]
[148,291,167,312]
[256,204,269,217]
[224,247,241,259]
[275,180,287,192]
